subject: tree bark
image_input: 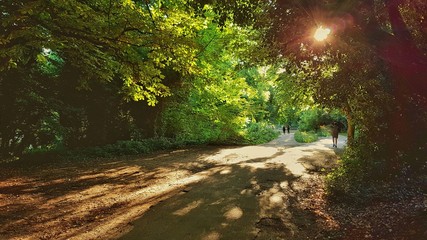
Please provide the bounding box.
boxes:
[383,0,427,97]
[343,107,355,143]
[383,0,427,149]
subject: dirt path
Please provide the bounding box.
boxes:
[119,133,345,240]
[0,132,345,240]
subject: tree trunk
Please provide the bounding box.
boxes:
[384,0,427,150]
[86,100,108,146]
[347,119,355,143]
[129,102,161,138]
[344,107,356,144]
[385,0,427,91]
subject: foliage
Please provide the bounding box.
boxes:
[1,0,206,102]
[316,126,331,137]
[294,131,318,143]
[243,122,279,144]
[298,108,326,132]
[251,0,427,190]
[0,1,277,157]
[325,133,393,202]
[158,17,278,146]
[0,0,212,155]
[0,64,62,155]
[22,135,213,161]
[298,108,346,132]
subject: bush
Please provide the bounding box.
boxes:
[325,131,403,202]
[298,108,347,133]
[294,130,318,143]
[244,122,280,144]
[317,125,330,137]
[59,137,186,160]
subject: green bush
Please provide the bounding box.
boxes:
[21,122,281,162]
[298,109,324,132]
[294,130,318,143]
[316,126,330,137]
[298,108,347,133]
[59,137,185,160]
[244,122,280,144]
[325,131,400,202]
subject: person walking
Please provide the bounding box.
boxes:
[331,121,340,148]
[286,124,290,134]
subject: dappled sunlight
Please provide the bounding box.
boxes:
[280,180,289,189]
[201,134,339,179]
[77,166,143,181]
[201,231,221,240]
[263,139,336,177]
[219,167,232,175]
[224,206,243,220]
[206,145,278,164]
[0,158,224,240]
[240,188,254,196]
[173,199,204,216]
[269,192,286,205]
[258,183,290,217]
[282,160,307,176]
[119,165,260,240]
[1,133,345,240]
[240,161,271,170]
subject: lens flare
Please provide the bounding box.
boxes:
[314,26,331,41]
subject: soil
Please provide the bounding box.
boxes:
[0,133,425,240]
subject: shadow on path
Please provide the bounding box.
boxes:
[0,133,347,240]
[120,133,347,240]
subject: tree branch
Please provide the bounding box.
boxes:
[144,0,157,28]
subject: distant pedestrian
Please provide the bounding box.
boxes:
[282,125,287,134]
[331,121,340,148]
[286,125,290,134]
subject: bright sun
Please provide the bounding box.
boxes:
[314,26,331,41]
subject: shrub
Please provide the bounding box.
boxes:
[294,130,318,143]
[59,137,184,160]
[317,126,330,137]
[297,108,347,133]
[325,131,403,202]
[244,122,280,144]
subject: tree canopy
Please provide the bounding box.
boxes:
[0,0,277,155]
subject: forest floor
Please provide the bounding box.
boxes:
[0,132,425,240]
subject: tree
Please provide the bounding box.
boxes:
[1,0,281,156]
[0,0,206,155]
[159,15,278,144]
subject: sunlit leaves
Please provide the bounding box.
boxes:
[0,0,207,104]
[159,13,276,144]
[36,49,64,76]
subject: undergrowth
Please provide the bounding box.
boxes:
[18,123,280,162]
